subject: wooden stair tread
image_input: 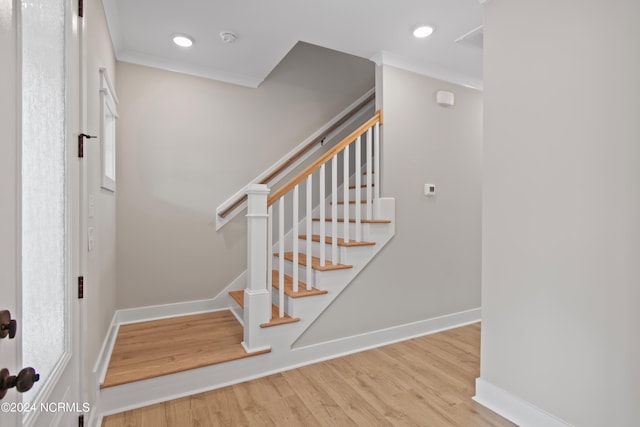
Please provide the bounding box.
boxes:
[271,270,328,298]
[229,290,300,328]
[349,184,374,189]
[312,217,392,224]
[298,234,375,247]
[229,289,244,307]
[274,252,352,271]
[101,311,270,388]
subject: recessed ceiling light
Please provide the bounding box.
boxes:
[413,26,434,38]
[172,34,194,47]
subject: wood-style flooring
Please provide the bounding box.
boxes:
[102,323,514,426]
[101,311,269,388]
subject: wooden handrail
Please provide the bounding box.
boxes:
[217,93,375,219]
[267,111,382,207]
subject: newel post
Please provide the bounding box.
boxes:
[242,184,272,353]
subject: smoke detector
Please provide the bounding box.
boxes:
[220,31,238,43]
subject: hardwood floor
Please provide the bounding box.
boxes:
[102,323,514,426]
[102,311,270,388]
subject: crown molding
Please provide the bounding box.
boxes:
[116,49,264,88]
[370,51,483,91]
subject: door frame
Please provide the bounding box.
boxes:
[0,0,21,421]
[0,0,85,425]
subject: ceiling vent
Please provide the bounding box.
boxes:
[455,25,483,49]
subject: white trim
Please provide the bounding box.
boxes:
[293,307,480,353]
[241,342,271,354]
[215,88,376,230]
[92,313,119,387]
[99,67,118,191]
[96,307,480,417]
[114,271,246,324]
[370,51,483,91]
[474,378,574,427]
[99,67,119,104]
[117,49,264,88]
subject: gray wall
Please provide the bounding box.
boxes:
[115,43,374,308]
[84,0,117,404]
[297,65,483,345]
[481,0,640,425]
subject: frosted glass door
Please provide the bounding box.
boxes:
[21,0,68,406]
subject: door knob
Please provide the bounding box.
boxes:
[0,367,40,400]
[0,310,17,339]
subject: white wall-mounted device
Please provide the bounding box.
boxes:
[436,90,455,107]
[424,184,436,197]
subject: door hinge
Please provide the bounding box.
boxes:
[78,0,84,18]
[78,414,84,427]
[78,276,84,299]
[78,133,97,158]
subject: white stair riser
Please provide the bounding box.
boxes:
[311,221,359,237]
[326,202,374,219]
[348,172,375,187]
[272,256,313,282]
[230,306,244,326]
[296,239,349,262]
[336,187,370,201]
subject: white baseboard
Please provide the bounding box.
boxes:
[97,307,481,417]
[92,313,119,390]
[474,378,573,427]
[293,307,480,355]
[115,271,246,325]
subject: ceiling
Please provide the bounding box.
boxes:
[102,0,484,89]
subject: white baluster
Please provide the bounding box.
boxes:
[267,205,273,303]
[355,136,362,242]
[366,127,373,220]
[278,198,285,318]
[306,176,312,291]
[374,122,380,203]
[292,185,299,293]
[319,164,326,267]
[331,155,338,263]
[343,145,350,243]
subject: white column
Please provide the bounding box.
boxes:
[243,184,272,353]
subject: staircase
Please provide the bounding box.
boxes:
[233,111,395,355]
[94,111,394,424]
